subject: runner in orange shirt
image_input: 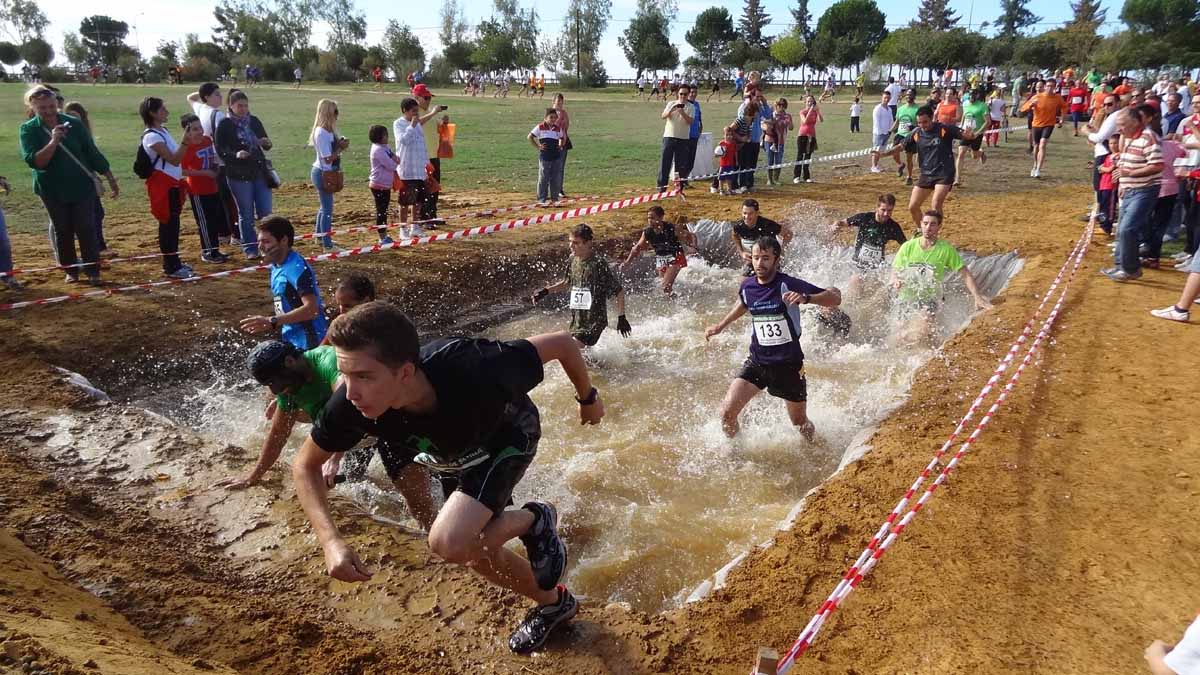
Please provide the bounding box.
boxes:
[1019,81,1067,178]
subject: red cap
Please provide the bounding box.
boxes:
[1145,98,1161,110]
[412,84,435,98]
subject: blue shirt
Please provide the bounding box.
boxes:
[270,250,328,350]
[739,272,824,365]
[689,101,702,139]
[735,76,744,90]
[1165,109,1186,136]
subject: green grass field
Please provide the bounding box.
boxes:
[0,81,1092,236]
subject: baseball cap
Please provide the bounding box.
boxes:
[247,340,302,384]
[412,84,435,98]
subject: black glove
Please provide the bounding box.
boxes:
[617,315,632,338]
[532,287,549,304]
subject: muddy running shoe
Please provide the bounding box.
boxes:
[799,420,815,442]
[1150,305,1190,322]
[519,501,566,591]
[896,164,905,178]
[507,585,578,654]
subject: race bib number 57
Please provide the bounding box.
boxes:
[569,287,593,310]
[752,314,791,346]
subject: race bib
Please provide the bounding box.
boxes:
[741,238,757,252]
[963,117,977,131]
[752,314,791,346]
[568,287,593,310]
[273,296,284,315]
[1071,96,1083,105]
[858,243,884,265]
[655,254,677,269]
[898,121,913,134]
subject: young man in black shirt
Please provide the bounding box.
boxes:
[731,199,794,276]
[888,106,976,227]
[619,205,698,294]
[292,302,604,654]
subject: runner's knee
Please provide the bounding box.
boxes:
[428,529,478,565]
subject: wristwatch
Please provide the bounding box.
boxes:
[269,316,278,329]
[802,292,811,305]
[575,386,599,406]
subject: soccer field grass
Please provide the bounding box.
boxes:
[0,81,1091,235]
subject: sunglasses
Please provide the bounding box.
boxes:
[29,89,55,99]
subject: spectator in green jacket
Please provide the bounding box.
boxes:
[18,86,120,284]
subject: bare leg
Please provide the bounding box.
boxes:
[784,399,815,441]
[908,186,932,226]
[392,463,437,531]
[1175,272,1200,308]
[719,377,762,438]
[427,493,558,605]
[1036,139,1049,172]
[930,183,955,214]
[954,145,967,184]
[661,264,683,293]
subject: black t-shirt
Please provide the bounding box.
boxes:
[903,123,964,181]
[310,338,544,466]
[644,222,684,256]
[733,216,783,251]
[846,212,906,267]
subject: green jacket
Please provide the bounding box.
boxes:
[19,113,111,204]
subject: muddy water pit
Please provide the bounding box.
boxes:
[32,203,1022,619]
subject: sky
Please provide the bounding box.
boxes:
[35,0,1122,78]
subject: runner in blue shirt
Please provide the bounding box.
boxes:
[239,215,328,349]
[704,236,842,441]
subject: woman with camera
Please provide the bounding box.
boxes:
[309,99,348,252]
[215,89,273,260]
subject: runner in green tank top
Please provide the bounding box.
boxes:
[954,88,990,186]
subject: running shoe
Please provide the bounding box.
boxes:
[201,252,231,264]
[793,177,802,184]
[896,165,905,178]
[710,186,719,194]
[1150,306,1190,322]
[1103,268,1141,282]
[519,501,567,591]
[905,177,913,186]
[1176,257,1194,270]
[1171,252,1191,261]
[870,166,882,173]
[507,586,578,654]
[167,267,195,279]
[378,236,394,245]
[1,276,21,290]
[63,274,78,284]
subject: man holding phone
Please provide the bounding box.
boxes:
[658,84,694,192]
[412,84,448,225]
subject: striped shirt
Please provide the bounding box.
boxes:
[1117,129,1163,191]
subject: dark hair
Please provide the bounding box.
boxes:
[328,301,420,370]
[916,105,935,119]
[677,84,690,93]
[368,124,388,144]
[922,209,944,224]
[1133,103,1157,123]
[338,274,376,302]
[400,97,419,113]
[752,236,782,257]
[199,82,220,100]
[647,205,665,217]
[742,198,760,211]
[62,101,91,130]
[256,215,295,247]
[228,89,248,106]
[544,107,558,117]
[179,112,200,130]
[776,97,788,108]
[877,193,897,206]
[571,223,594,241]
[139,96,165,126]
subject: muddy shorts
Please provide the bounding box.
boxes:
[398,179,427,207]
[916,173,955,190]
[572,328,605,347]
[961,135,983,152]
[898,296,940,318]
[738,358,808,402]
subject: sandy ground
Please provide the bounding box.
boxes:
[2,142,1199,675]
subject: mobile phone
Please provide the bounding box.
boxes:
[439,105,449,111]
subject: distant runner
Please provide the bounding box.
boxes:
[834,193,907,293]
[531,224,632,346]
[619,205,697,294]
[704,236,843,441]
[731,199,794,276]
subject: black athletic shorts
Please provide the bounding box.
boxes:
[962,135,983,151]
[1032,125,1054,144]
[372,400,540,515]
[572,328,604,347]
[738,358,808,402]
[916,173,956,189]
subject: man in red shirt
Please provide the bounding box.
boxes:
[372,66,383,92]
[1067,80,1090,136]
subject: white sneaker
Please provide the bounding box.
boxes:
[1030,168,1036,177]
[792,177,801,184]
[1171,252,1191,261]
[1150,305,1190,322]
[1175,256,1193,270]
[870,166,882,173]
[805,179,814,183]
[710,186,718,194]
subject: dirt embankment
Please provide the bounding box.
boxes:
[2,169,1199,675]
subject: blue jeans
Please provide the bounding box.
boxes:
[0,207,12,274]
[310,167,334,247]
[765,143,785,167]
[1115,186,1158,274]
[537,157,562,203]
[228,176,272,257]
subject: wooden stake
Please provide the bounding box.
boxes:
[753,647,780,675]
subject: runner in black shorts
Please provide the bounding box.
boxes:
[704,236,842,441]
[619,205,698,294]
[887,105,973,227]
[292,302,606,655]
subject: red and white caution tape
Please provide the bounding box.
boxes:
[0,188,679,311]
[768,212,1093,673]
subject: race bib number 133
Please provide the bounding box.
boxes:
[753,314,791,346]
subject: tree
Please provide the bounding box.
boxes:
[362,45,387,71]
[790,0,813,40]
[61,32,88,67]
[20,35,52,65]
[79,15,130,64]
[185,33,229,69]
[685,7,736,74]
[493,0,540,71]
[156,39,179,63]
[619,1,678,77]
[1049,0,1104,67]
[319,0,366,57]
[874,28,933,73]
[0,0,47,43]
[543,0,610,85]
[274,0,317,63]
[739,0,771,48]
[769,33,806,80]
[338,43,367,71]
[1012,33,1062,70]
[912,0,959,31]
[382,20,425,77]
[442,40,475,76]
[810,0,887,69]
[0,40,18,65]
[1071,0,1106,25]
[995,0,1040,38]
[438,0,470,47]
[1119,0,1200,68]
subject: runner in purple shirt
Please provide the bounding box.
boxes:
[704,236,842,441]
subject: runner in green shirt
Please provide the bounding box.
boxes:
[890,210,992,341]
[893,90,921,185]
[955,89,990,186]
[1086,68,1103,92]
[531,223,631,347]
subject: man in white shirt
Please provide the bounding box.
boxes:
[186,82,225,138]
[870,91,896,173]
[657,84,694,191]
[294,67,303,89]
[884,76,902,118]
